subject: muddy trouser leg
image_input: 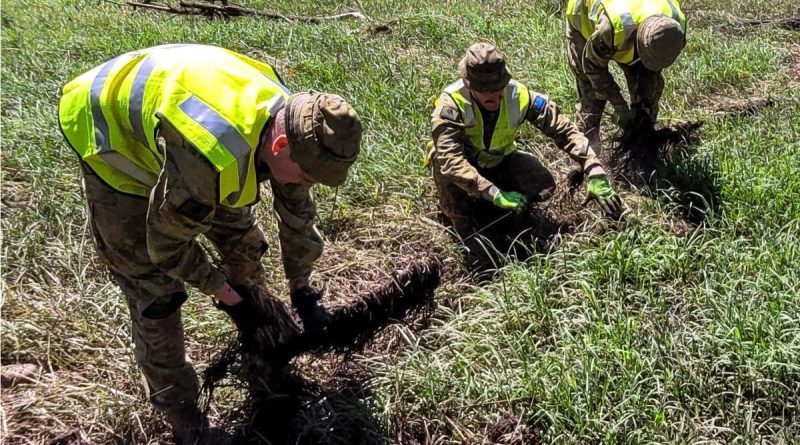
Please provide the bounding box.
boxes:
[567,25,607,154]
[82,167,198,414]
[620,62,664,122]
[489,151,556,204]
[431,163,479,238]
[483,152,558,251]
[431,165,497,269]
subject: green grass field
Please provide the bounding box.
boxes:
[2,0,799,443]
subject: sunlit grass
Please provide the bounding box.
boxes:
[2,0,799,443]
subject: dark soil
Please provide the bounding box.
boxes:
[200,258,442,444]
[476,413,541,445]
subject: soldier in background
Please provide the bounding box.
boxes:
[429,42,622,268]
[565,0,687,150]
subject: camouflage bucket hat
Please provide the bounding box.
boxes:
[637,15,686,71]
[458,42,512,92]
[285,92,362,187]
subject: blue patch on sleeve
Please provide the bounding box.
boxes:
[533,95,547,113]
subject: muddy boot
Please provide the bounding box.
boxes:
[166,405,233,445]
[290,286,332,334]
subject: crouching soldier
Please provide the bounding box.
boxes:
[58,44,361,444]
[429,42,622,266]
[565,0,687,149]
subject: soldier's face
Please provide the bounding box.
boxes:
[470,89,503,111]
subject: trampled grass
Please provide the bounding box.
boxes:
[2,0,799,443]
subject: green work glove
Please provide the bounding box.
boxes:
[611,102,632,129]
[490,187,528,213]
[584,173,623,217]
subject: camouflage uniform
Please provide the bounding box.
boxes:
[566,0,687,152]
[430,90,601,238]
[566,16,665,151]
[82,119,322,413]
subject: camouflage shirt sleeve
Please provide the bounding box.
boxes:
[269,179,323,284]
[146,123,227,295]
[526,94,603,172]
[431,93,494,198]
[582,15,624,102]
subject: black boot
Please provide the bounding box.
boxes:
[165,405,233,445]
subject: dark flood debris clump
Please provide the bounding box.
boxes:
[200,257,442,444]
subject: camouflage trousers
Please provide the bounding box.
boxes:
[432,150,556,246]
[566,25,665,153]
[81,127,268,413]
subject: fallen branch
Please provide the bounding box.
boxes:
[735,16,800,30]
[112,0,368,22]
[710,96,775,117]
[126,0,174,11]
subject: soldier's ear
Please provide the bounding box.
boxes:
[271,134,289,156]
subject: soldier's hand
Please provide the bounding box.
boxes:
[490,187,528,214]
[583,173,623,218]
[611,102,632,129]
[216,297,262,345]
[212,282,243,306]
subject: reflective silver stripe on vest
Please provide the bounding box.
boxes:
[179,95,252,202]
[505,80,523,127]
[90,55,129,153]
[444,79,475,127]
[266,93,286,116]
[129,55,157,148]
[97,151,159,186]
[619,11,636,40]
[590,0,603,20]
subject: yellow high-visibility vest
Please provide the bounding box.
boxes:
[566,0,686,65]
[435,79,533,168]
[58,44,290,207]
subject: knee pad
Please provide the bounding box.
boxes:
[142,291,188,319]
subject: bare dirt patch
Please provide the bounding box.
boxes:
[470,412,541,445]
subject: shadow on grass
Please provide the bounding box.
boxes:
[609,119,722,225]
[441,198,573,279]
[222,367,390,445]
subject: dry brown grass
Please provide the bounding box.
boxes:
[1,201,454,445]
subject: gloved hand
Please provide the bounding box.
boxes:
[216,297,264,349]
[490,187,528,213]
[290,286,332,331]
[584,173,623,217]
[611,102,632,129]
[629,102,655,130]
